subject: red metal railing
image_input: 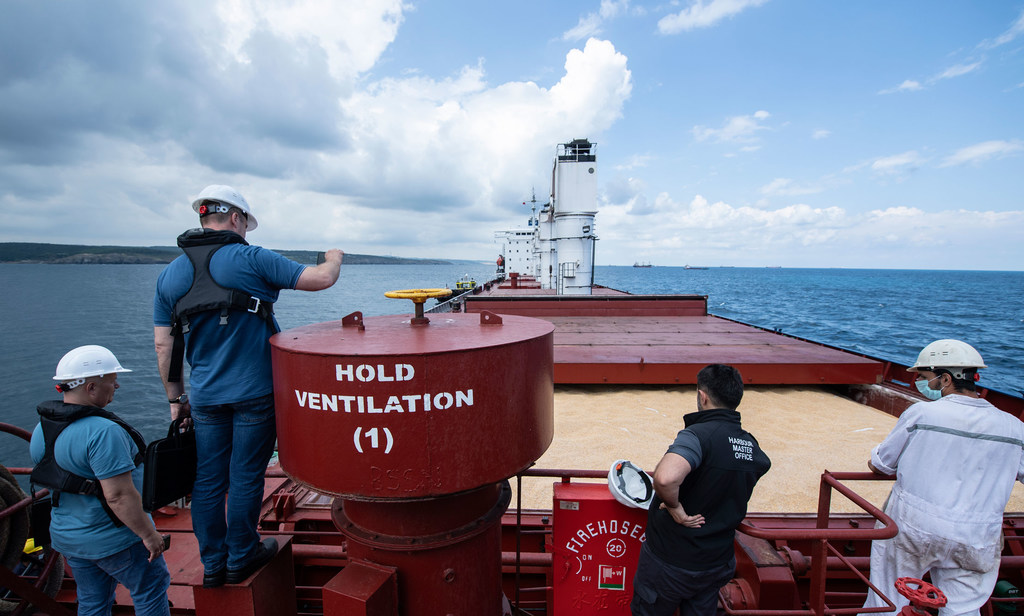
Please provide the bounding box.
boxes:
[724,471,898,616]
[14,440,1023,616]
[0,422,72,616]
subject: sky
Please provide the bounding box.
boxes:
[1,1,1022,269]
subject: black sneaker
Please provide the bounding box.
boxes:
[225,538,278,584]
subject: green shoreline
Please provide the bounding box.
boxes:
[0,242,451,265]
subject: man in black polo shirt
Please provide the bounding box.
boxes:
[631,364,771,616]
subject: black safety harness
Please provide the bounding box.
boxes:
[30,401,146,527]
[167,228,276,383]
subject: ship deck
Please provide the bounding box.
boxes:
[7,284,1024,615]
[464,286,884,386]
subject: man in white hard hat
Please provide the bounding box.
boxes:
[631,364,771,616]
[153,185,343,588]
[862,339,1024,616]
[30,345,171,616]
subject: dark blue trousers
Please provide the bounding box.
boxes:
[631,542,735,616]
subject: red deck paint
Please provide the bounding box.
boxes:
[465,294,883,386]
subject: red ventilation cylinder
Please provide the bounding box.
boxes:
[273,310,553,615]
[331,482,511,615]
[270,311,555,498]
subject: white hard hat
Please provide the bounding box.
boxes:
[191,184,258,231]
[53,345,132,390]
[909,339,986,380]
[608,460,654,510]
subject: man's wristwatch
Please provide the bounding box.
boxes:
[168,393,189,405]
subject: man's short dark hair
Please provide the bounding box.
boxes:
[934,368,978,392]
[697,364,744,409]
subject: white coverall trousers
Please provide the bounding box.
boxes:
[862,487,1002,616]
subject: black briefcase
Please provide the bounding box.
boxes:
[142,418,196,512]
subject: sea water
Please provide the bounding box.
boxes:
[1,263,1021,470]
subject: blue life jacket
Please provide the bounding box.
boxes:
[31,400,146,527]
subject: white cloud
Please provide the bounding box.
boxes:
[939,140,1024,167]
[0,0,634,258]
[614,154,653,171]
[692,110,771,144]
[658,0,770,34]
[651,194,841,230]
[877,11,1020,97]
[874,206,923,216]
[563,0,631,41]
[594,193,1024,267]
[563,14,603,41]
[879,80,922,95]
[812,129,831,140]
[281,36,633,222]
[934,61,982,81]
[2,2,1022,270]
[879,61,981,96]
[217,0,406,80]
[854,206,1024,253]
[596,193,848,261]
[980,8,1024,49]
[870,151,924,175]
[604,175,651,214]
[760,178,823,197]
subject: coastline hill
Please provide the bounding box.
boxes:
[0,243,451,265]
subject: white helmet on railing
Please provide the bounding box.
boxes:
[53,345,132,390]
[608,459,654,510]
[909,339,986,380]
[191,184,258,231]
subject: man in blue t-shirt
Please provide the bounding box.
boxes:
[153,185,343,587]
[31,345,170,616]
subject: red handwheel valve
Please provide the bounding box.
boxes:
[895,577,947,616]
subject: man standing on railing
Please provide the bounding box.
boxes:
[863,339,1024,615]
[631,364,771,616]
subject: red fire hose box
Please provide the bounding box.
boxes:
[553,482,649,614]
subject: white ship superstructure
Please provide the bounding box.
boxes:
[495,138,598,295]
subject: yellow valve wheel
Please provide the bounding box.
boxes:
[384,288,453,303]
[385,288,453,323]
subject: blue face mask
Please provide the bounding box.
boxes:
[915,376,943,401]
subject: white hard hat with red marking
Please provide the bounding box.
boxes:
[191,184,258,231]
[608,459,654,510]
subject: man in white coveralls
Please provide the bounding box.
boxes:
[862,339,1024,615]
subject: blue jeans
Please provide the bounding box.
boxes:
[190,393,277,574]
[66,541,170,616]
